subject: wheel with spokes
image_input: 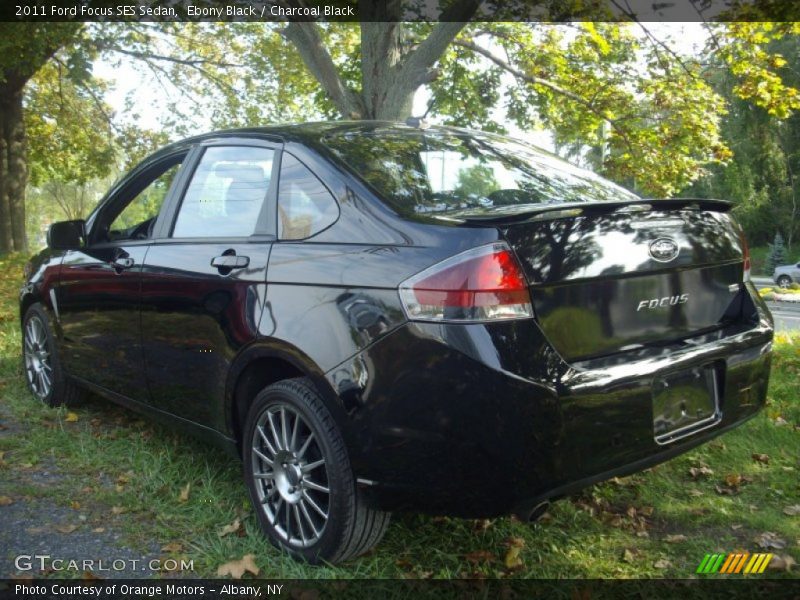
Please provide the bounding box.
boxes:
[243,377,390,564]
[22,303,82,407]
[777,275,792,289]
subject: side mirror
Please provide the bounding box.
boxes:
[47,220,85,250]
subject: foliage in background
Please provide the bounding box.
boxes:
[0,23,82,253]
[10,18,800,253]
[766,232,790,274]
[685,28,800,249]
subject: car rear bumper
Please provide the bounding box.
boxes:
[329,284,774,517]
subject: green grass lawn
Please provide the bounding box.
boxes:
[0,252,798,579]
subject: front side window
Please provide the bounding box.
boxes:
[172,146,275,238]
[105,159,183,242]
[278,154,338,240]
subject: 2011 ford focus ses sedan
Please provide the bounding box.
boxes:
[20,122,774,563]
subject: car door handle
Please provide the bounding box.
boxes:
[211,254,249,269]
[112,256,135,270]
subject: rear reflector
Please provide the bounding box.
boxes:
[399,243,534,322]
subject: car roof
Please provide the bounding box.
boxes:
[155,121,480,154]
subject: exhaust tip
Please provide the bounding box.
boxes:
[521,501,550,523]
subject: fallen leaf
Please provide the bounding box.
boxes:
[55,524,78,534]
[216,554,259,579]
[688,489,704,497]
[654,559,672,569]
[218,518,241,538]
[754,531,787,550]
[473,519,493,532]
[92,527,105,533]
[639,506,654,517]
[767,554,796,572]
[783,505,800,516]
[464,550,495,564]
[622,548,636,563]
[111,506,126,515]
[731,524,743,531]
[725,473,743,487]
[70,501,81,510]
[504,545,523,569]
[179,482,191,503]
[665,534,687,543]
[689,466,714,479]
[65,412,79,423]
[0,495,14,506]
[26,527,45,534]
[751,453,770,464]
[715,484,738,496]
[161,542,183,553]
[773,416,788,426]
[503,537,525,569]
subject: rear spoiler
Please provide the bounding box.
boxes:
[432,198,733,224]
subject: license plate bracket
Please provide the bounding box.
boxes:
[653,364,721,444]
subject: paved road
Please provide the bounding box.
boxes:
[769,305,800,332]
[752,277,800,332]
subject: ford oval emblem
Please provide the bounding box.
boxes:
[649,237,680,263]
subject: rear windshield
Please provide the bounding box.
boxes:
[322,128,638,217]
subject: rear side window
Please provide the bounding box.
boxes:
[322,129,638,217]
[278,153,338,240]
[172,146,275,238]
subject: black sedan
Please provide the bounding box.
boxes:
[20,122,773,563]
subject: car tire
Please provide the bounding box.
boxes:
[243,377,390,564]
[777,275,792,289]
[22,303,83,408]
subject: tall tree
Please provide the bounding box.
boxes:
[279,14,800,197]
[0,24,80,253]
[1,22,293,254]
[685,26,800,249]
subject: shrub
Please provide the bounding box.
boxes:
[765,232,788,274]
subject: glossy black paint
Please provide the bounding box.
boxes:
[20,122,774,518]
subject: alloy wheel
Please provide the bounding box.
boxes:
[23,316,53,400]
[251,402,330,548]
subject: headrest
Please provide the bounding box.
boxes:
[213,163,266,183]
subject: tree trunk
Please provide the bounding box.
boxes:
[283,0,478,122]
[0,83,28,254]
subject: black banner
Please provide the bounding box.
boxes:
[2,0,800,23]
[2,579,800,600]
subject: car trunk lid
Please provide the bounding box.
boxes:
[461,199,746,361]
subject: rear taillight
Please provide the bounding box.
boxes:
[399,243,533,322]
[740,230,751,282]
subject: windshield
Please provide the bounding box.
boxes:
[322,128,639,217]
